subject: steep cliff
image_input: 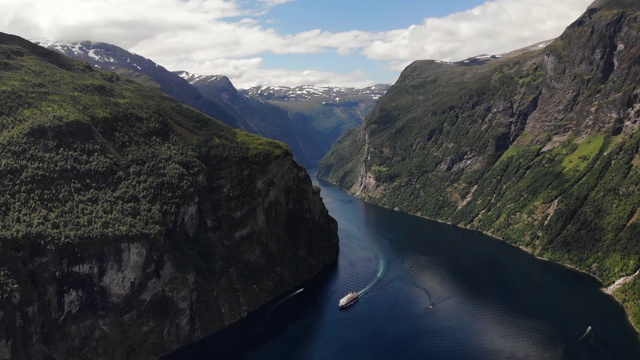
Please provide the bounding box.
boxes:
[37,41,386,161]
[319,0,640,326]
[176,72,331,160]
[178,71,389,161]
[0,33,338,359]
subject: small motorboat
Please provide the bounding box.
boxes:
[339,292,359,308]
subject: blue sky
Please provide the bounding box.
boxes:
[259,1,487,34]
[0,0,594,88]
[255,0,488,85]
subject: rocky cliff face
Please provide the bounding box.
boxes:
[1,154,337,360]
[0,33,338,359]
[319,0,640,326]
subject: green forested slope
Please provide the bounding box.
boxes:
[0,31,285,252]
[0,32,338,359]
[319,2,640,328]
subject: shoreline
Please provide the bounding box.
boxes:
[391,196,640,332]
[397,206,610,284]
[321,176,640,333]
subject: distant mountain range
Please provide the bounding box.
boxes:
[37,40,388,160]
[242,84,387,103]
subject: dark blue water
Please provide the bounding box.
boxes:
[168,169,640,360]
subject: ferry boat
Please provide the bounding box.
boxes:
[339,292,359,308]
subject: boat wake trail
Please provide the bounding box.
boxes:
[413,283,452,308]
[413,283,433,307]
[357,253,386,297]
[274,288,304,309]
[262,288,304,325]
[569,326,612,360]
[578,326,592,343]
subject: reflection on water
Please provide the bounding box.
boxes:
[167,168,640,360]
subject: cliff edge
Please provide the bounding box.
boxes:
[319,0,640,327]
[0,33,338,359]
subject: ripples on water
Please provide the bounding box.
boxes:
[167,169,640,360]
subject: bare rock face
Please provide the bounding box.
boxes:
[0,33,338,360]
[0,154,338,360]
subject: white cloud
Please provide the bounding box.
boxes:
[166,57,372,89]
[0,0,242,48]
[237,67,373,89]
[258,0,296,6]
[362,0,594,62]
[0,0,594,87]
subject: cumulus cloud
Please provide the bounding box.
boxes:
[362,0,593,63]
[258,0,296,6]
[230,65,373,89]
[165,56,372,88]
[0,0,594,87]
[0,0,242,48]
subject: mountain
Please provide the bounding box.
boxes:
[0,32,338,359]
[179,71,390,160]
[174,71,332,159]
[37,41,388,160]
[37,40,208,110]
[36,41,248,132]
[319,1,640,327]
[242,84,389,145]
[242,84,388,102]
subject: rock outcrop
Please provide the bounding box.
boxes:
[0,33,338,359]
[319,0,640,327]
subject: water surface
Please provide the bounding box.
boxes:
[169,169,640,359]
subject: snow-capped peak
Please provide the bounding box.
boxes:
[241,84,390,102]
[34,40,153,71]
[176,71,225,85]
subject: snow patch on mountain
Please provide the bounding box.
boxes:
[87,49,100,61]
[242,84,389,103]
[177,71,388,104]
[35,40,152,72]
[176,71,224,85]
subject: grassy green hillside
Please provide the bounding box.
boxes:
[0,32,340,359]
[0,32,289,298]
[319,3,640,328]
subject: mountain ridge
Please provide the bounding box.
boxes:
[0,32,338,359]
[39,40,388,160]
[178,69,390,159]
[37,40,204,106]
[319,1,640,328]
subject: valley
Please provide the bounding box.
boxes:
[319,0,640,329]
[1,0,640,358]
[37,41,388,161]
